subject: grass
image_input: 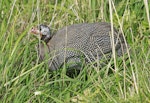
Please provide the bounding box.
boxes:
[0,0,150,102]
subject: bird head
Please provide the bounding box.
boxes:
[31,24,52,43]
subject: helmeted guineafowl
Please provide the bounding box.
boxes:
[31,22,128,71]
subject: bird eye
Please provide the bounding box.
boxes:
[38,25,42,31]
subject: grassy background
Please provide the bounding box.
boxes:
[0,0,150,102]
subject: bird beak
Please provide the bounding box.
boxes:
[30,27,42,37]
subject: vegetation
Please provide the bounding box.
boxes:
[0,0,150,102]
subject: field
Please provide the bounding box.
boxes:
[0,0,150,102]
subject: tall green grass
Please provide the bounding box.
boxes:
[0,0,150,102]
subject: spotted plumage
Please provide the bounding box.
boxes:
[31,22,128,71]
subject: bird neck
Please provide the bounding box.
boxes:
[41,35,52,43]
[45,37,52,43]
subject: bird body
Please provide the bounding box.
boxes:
[31,22,128,71]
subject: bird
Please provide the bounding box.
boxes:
[30,22,128,73]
